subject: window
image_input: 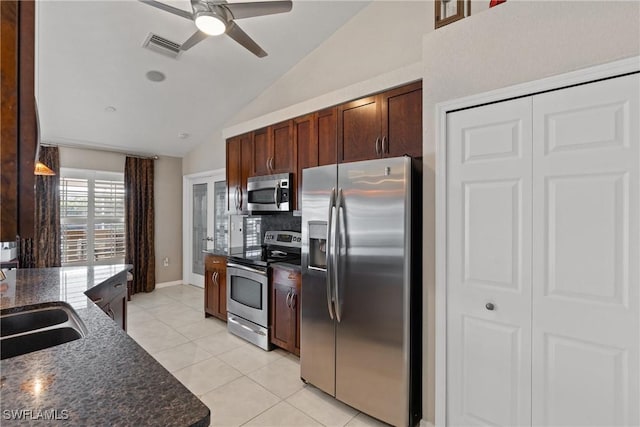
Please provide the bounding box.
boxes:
[60,169,125,265]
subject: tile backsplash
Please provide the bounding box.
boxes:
[243,213,301,250]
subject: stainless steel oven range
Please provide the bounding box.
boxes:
[226,230,301,350]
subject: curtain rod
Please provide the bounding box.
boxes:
[41,142,159,160]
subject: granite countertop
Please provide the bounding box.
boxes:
[0,265,210,427]
[201,249,228,257]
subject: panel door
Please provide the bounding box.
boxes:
[531,74,640,426]
[271,282,293,350]
[239,132,254,211]
[318,107,337,166]
[381,81,423,158]
[253,128,270,176]
[447,97,533,426]
[271,120,295,174]
[295,114,318,209]
[226,138,241,212]
[338,96,380,163]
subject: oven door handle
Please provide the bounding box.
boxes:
[226,262,268,276]
[228,316,267,336]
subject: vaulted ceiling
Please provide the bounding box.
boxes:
[37,0,370,157]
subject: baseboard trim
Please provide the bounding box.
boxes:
[155,280,183,289]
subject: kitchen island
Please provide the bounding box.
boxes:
[0,265,210,426]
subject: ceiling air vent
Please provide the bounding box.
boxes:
[143,33,182,59]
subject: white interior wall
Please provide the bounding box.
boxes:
[421,1,640,423]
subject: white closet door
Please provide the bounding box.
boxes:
[447,98,533,426]
[531,74,640,426]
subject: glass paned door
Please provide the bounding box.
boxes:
[192,183,208,276]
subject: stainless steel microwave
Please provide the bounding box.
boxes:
[246,173,292,212]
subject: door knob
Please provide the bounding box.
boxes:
[485,302,495,311]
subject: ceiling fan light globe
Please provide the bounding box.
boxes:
[195,13,226,36]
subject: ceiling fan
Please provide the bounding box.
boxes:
[139,0,293,57]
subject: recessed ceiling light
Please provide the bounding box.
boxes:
[178,132,190,139]
[146,70,166,82]
[105,106,116,112]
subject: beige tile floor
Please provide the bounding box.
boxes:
[128,284,389,427]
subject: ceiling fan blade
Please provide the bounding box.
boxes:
[226,21,267,58]
[222,1,292,20]
[180,30,209,51]
[138,0,194,20]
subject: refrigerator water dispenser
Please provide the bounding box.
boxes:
[308,221,327,270]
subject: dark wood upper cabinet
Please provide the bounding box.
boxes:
[381,81,423,158]
[338,95,381,163]
[226,132,253,212]
[337,81,422,164]
[252,121,295,176]
[295,114,317,207]
[317,107,337,166]
[252,127,270,176]
[1,0,36,241]
[270,120,295,174]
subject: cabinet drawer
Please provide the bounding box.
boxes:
[205,254,226,271]
[272,265,301,287]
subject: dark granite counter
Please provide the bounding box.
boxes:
[201,249,228,257]
[0,265,210,427]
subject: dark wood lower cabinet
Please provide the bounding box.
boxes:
[84,272,128,331]
[270,265,301,356]
[204,254,227,321]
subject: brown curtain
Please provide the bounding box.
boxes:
[34,146,60,267]
[125,157,155,294]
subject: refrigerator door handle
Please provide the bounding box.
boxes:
[334,188,343,323]
[326,187,336,320]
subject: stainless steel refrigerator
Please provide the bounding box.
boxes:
[301,156,422,427]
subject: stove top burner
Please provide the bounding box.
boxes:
[228,230,301,268]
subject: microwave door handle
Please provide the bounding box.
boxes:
[326,187,336,320]
[274,183,281,209]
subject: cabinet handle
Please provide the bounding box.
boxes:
[286,291,292,308]
[269,157,274,172]
[375,137,381,156]
[114,283,123,288]
[485,302,495,311]
[381,136,387,154]
[238,186,242,210]
[107,307,115,319]
[266,158,270,173]
[291,293,296,310]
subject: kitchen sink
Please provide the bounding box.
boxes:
[0,304,87,360]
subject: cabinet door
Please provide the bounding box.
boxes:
[338,95,380,163]
[204,267,217,317]
[226,137,241,212]
[216,264,227,320]
[446,97,533,426]
[292,284,300,356]
[381,82,422,158]
[317,107,337,166]
[239,132,254,211]
[531,75,639,427]
[271,120,295,174]
[253,127,271,176]
[295,114,317,209]
[271,282,293,350]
